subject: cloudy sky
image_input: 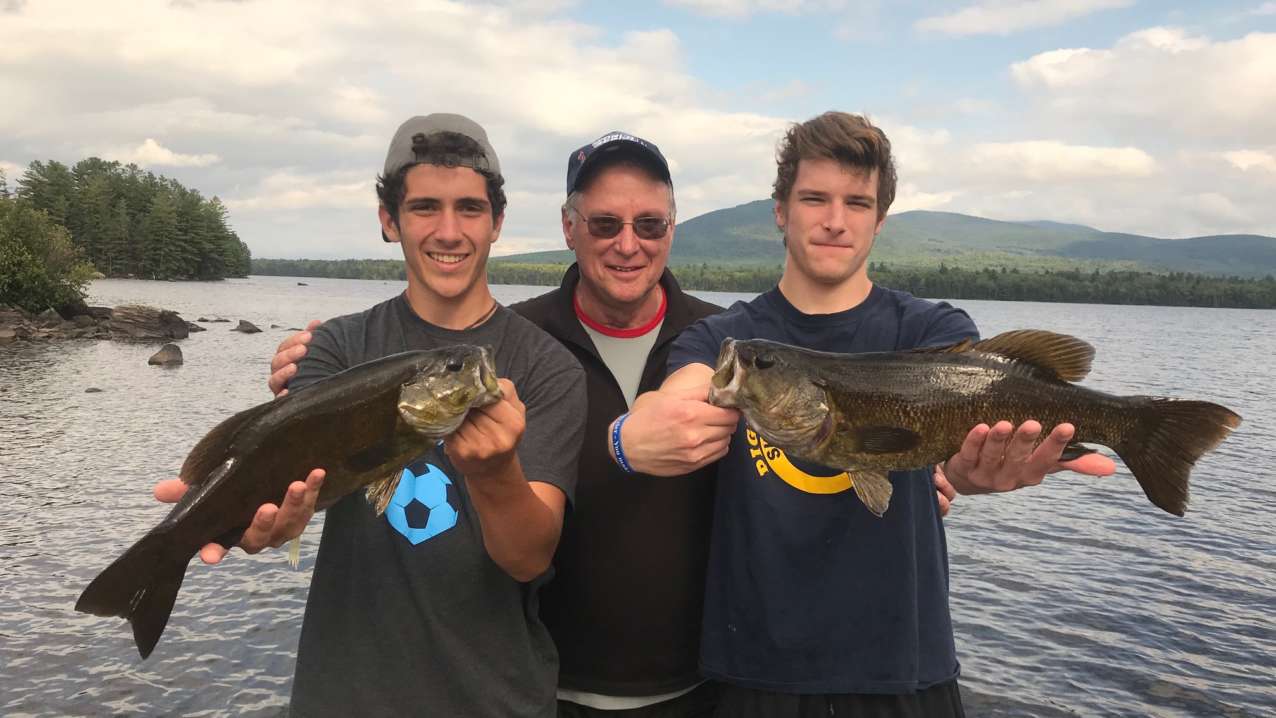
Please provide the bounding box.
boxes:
[1,0,1273,260]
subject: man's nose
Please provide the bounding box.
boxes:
[612,224,640,255]
[435,208,463,241]
[823,203,847,234]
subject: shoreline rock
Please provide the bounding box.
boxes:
[1,303,267,346]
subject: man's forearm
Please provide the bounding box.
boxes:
[465,457,561,582]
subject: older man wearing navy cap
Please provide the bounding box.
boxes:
[513,132,728,717]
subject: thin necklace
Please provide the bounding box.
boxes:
[463,300,499,331]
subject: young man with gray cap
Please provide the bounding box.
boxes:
[155,113,587,717]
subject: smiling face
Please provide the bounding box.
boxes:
[380,163,502,318]
[563,163,673,326]
[776,157,885,296]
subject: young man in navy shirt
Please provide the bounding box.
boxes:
[619,111,1115,717]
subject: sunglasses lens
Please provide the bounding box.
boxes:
[634,218,669,239]
[587,217,622,238]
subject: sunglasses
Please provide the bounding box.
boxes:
[571,207,670,240]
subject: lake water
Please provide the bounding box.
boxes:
[1,275,1273,717]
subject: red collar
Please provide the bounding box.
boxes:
[573,287,666,338]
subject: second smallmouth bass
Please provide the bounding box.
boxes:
[76,346,502,659]
[707,330,1240,517]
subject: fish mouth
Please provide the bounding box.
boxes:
[708,339,741,408]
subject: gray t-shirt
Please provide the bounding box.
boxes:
[287,294,586,718]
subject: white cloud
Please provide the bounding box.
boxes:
[1253,2,1276,16]
[102,138,221,168]
[1220,149,1276,173]
[892,183,958,212]
[224,171,373,211]
[0,0,803,258]
[0,159,21,180]
[1011,29,1276,145]
[663,0,840,19]
[916,0,1133,36]
[967,141,1156,181]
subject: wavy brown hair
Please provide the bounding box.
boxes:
[771,112,896,219]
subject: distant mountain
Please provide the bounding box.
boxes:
[493,201,1276,278]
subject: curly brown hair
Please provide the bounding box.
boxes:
[376,131,507,220]
[771,112,896,219]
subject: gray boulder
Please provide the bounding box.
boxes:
[109,305,190,341]
[234,320,262,334]
[148,343,184,366]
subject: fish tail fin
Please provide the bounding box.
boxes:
[1113,398,1241,516]
[75,537,189,659]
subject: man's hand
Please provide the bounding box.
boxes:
[269,320,320,396]
[152,469,325,564]
[444,378,525,481]
[943,420,1116,495]
[621,385,740,476]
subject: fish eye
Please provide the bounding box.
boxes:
[754,355,774,370]
[446,361,464,372]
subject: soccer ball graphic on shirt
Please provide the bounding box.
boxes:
[384,464,458,545]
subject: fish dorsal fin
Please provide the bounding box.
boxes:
[972,330,1095,382]
[179,400,278,486]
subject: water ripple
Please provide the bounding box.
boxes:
[2,281,1273,716]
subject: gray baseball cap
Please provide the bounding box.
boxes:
[382,113,501,178]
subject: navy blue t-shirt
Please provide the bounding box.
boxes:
[669,284,978,694]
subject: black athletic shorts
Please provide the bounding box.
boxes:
[711,679,965,718]
[557,681,721,718]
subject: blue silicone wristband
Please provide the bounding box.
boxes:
[611,412,635,474]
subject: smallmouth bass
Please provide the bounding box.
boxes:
[76,346,502,658]
[707,330,1240,517]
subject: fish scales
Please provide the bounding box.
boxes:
[808,349,1134,471]
[76,345,501,659]
[709,330,1240,519]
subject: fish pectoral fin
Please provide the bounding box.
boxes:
[1060,442,1098,462]
[973,330,1095,383]
[286,534,302,569]
[365,469,405,516]
[179,401,275,486]
[850,470,893,518]
[853,426,922,454]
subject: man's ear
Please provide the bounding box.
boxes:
[561,207,576,251]
[491,212,504,243]
[378,205,400,243]
[774,200,788,247]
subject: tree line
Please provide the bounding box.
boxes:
[13,158,250,281]
[1,168,97,313]
[249,258,1276,309]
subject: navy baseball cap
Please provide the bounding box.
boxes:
[565,131,671,195]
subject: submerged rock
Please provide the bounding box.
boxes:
[234,320,262,334]
[148,343,184,366]
[85,387,104,393]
